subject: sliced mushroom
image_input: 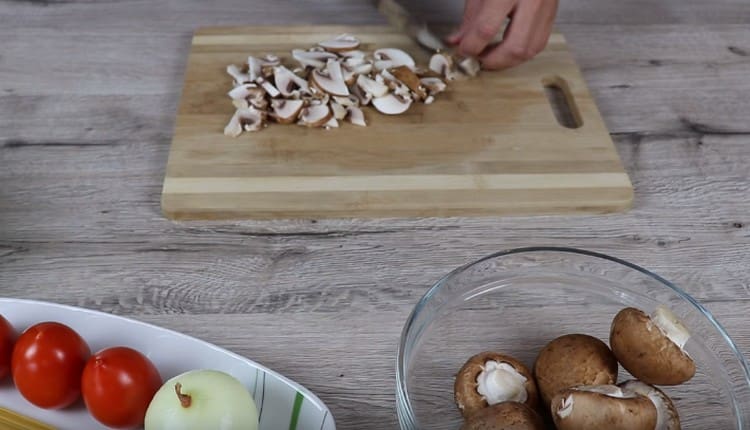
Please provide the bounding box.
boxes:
[534,334,618,407]
[610,307,696,386]
[458,57,481,77]
[460,402,545,430]
[298,104,332,127]
[329,100,347,120]
[420,77,447,95]
[551,385,657,430]
[390,66,427,100]
[246,56,263,81]
[255,77,281,98]
[224,108,265,136]
[273,65,310,97]
[373,48,415,70]
[340,64,357,86]
[423,95,435,104]
[323,117,339,129]
[340,49,366,59]
[226,64,251,85]
[318,34,361,52]
[310,59,350,96]
[350,83,373,106]
[429,53,463,81]
[292,49,338,69]
[227,83,265,102]
[619,380,680,430]
[356,74,389,98]
[346,106,366,126]
[270,99,304,124]
[372,93,412,115]
[333,95,359,108]
[454,352,539,419]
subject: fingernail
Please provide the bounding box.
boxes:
[446,31,460,44]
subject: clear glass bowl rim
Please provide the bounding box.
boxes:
[395,246,750,427]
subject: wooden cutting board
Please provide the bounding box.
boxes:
[161,25,632,220]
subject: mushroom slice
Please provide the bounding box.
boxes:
[346,106,366,126]
[340,49,366,59]
[323,117,339,129]
[310,59,350,96]
[420,77,447,95]
[246,56,263,81]
[226,64,251,85]
[390,65,427,100]
[460,402,544,430]
[534,334,618,407]
[610,307,696,386]
[330,100,347,120]
[454,351,539,418]
[333,95,359,108]
[356,74,388,98]
[423,95,435,104]
[429,53,463,81]
[227,83,265,102]
[224,108,265,136]
[273,65,310,97]
[373,48,415,70]
[292,49,338,69]
[551,385,657,430]
[270,99,304,124]
[340,63,357,86]
[458,56,481,77]
[255,77,281,98]
[318,33,361,52]
[298,104,332,127]
[372,93,412,115]
[259,54,280,78]
[619,380,681,430]
[350,83,373,106]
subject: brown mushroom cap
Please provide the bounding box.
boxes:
[610,307,696,385]
[619,379,681,430]
[550,386,657,430]
[455,352,539,418]
[533,334,618,406]
[460,402,545,430]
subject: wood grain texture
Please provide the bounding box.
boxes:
[1,0,750,428]
[163,27,632,219]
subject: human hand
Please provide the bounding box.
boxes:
[446,0,559,70]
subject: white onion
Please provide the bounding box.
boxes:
[145,369,258,430]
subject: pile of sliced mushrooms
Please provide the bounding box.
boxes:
[224,34,480,136]
[455,306,695,430]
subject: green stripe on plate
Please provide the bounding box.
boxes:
[288,392,305,430]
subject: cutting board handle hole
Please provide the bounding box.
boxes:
[543,76,583,129]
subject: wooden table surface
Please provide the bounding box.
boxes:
[1,0,749,428]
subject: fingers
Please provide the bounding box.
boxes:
[447,0,484,44]
[480,0,557,69]
[457,0,515,57]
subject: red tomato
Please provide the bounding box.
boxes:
[11,322,90,409]
[0,315,15,380]
[82,346,162,429]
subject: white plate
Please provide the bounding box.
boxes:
[0,298,335,430]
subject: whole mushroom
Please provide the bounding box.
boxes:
[610,306,695,385]
[619,379,681,430]
[455,352,539,418]
[550,385,657,430]
[533,334,618,406]
[460,402,545,430]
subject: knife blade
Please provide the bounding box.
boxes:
[376,0,448,52]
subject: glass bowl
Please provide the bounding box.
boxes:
[396,247,750,429]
